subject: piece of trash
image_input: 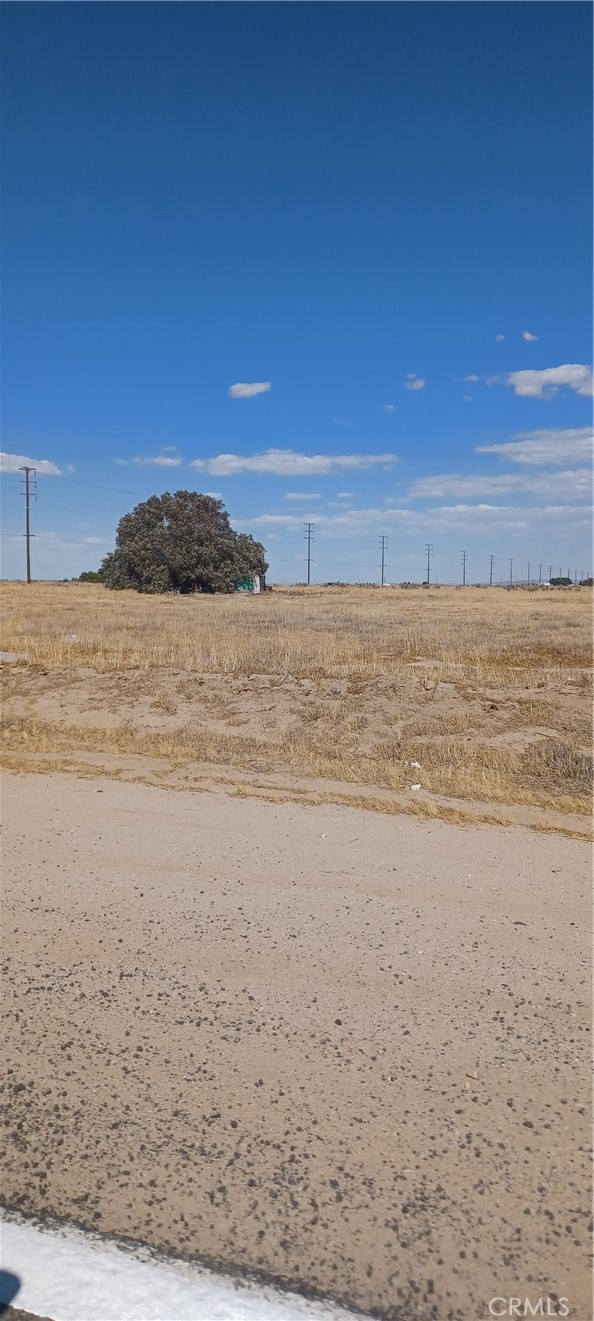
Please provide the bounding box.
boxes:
[465,1071,478,1080]
[410,784,421,791]
[65,632,79,642]
[321,833,327,838]
[410,761,422,769]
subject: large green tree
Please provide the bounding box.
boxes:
[101,491,268,594]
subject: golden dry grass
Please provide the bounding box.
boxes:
[1,581,592,825]
[2,580,592,677]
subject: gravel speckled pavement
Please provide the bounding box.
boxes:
[2,773,591,1320]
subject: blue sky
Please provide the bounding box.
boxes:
[1,2,592,584]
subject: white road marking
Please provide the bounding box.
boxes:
[0,1218,366,1321]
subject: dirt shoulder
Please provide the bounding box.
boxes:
[2,773,591,1319]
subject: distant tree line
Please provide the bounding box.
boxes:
[548,576,593,587]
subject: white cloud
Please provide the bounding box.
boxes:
[133,454,182,467]
[237,501,591,541]
[495,333,506,342]
[227,381,271,399]
[476,427,593,466]
[0,451,61,476]
[463,375,480,383]
[115,454,182,467]
[203,491,222,499]
[503,364,593,399]
[382,404,395,413]
[83,536,109,545]
[284,491,321,501]
[522,331,539,342]
[337,491,353,498]
[404,374,426,391]
[333,417,353,426]
[189,449,396,477]
[408,468,592,501]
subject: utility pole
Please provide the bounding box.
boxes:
[424,543,433,584]
[549,564,553,583]
[460,549,467,586]
[574,569,578,586]
[509,558,514,586]
[527,562,531,586]
[489,553,495,587]
[379,535,388,587]
[304,522,314,585]
[19,465,36,583]
[538,563,542,585]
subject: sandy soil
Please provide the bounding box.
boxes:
[4,660,591,760]
[1,773,591,1319]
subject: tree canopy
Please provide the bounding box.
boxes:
[101,491,268,594]
[78,569,105,583]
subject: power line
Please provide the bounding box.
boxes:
[509,558,514,586]
[526,561,531,586]
[304,522,314,585]
[489,553,495,587]
[460,549,467,586]
[19,466,37,583]
[424,543,433,584]
[52,475,144,498]
[379,535,388,587]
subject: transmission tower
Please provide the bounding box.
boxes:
[379,535,388,587]
[304,523,314,585]
[19,465,37,583]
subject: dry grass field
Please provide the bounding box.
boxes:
[1,581,592,831]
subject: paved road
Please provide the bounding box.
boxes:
[2,773,591,1320]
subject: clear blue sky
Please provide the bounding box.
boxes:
[1,2,592,583]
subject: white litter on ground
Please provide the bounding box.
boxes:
[0,1216,367,1321]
